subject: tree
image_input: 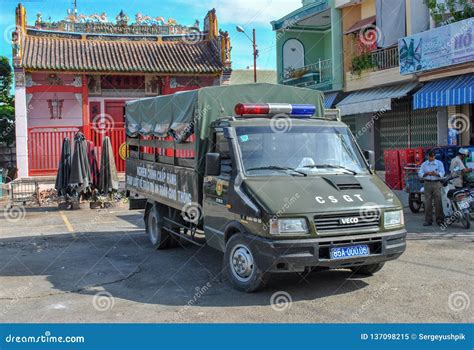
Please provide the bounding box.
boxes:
[0,56,14,146]
[425,0,474,25]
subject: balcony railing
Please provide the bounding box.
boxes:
[283,58,333,88]
[370,46,399,70]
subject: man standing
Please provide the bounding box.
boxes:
[418,150,445,226]
[449,148,472,188]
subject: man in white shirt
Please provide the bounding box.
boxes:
[418,150,445,226]
[449,148,472,188]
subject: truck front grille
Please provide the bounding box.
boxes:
[314,211,380,233]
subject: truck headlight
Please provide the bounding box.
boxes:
[270,218,308,235]
[384,210,404,228]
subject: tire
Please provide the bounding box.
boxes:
[350,262,385,276]
[145,204,171,249]
[460,212,471,229]
[408,194,422,213]
[224,233,269,292]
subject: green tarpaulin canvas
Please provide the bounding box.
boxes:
[125,83,325,171]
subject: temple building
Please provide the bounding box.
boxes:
[12,4,232,177]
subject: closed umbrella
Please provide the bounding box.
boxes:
[69,132,92,195]
[55,137,71,196]
[87,140,100,189]
[98,136,119,195]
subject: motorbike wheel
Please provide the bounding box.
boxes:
[460,213,471,229]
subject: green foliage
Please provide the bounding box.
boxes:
[0,56,13,102]
[0,105,15,146]
[424,0,474,25]
[351,53,376,76]
[0,56,15,145]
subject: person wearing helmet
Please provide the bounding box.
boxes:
[450,148,472,188]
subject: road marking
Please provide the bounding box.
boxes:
[59,211,75,235]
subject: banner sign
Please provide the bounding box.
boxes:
[399,18,474,75]
[0,324,472,350]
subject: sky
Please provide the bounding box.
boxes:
[0,0,302,71]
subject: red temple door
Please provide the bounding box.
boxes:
[90,100,126,172]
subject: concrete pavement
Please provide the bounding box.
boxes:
[0,205,472,323]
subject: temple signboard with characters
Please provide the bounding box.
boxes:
[12,3,232,177]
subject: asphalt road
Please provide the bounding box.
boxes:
[0,204,472,323]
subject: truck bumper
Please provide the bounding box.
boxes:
[248,230,406,273]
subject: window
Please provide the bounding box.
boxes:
[215,132,233,177]
[283,39,305,73]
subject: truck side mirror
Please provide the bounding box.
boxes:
[205,153,221,176]
[363,150,375,170]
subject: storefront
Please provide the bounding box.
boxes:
[337,82,439,169]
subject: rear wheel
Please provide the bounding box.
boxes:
[460,212,471,229]
[350,262,385,275]
[408,194,422,213]
[224,233,269,292]
[146,204,170,249]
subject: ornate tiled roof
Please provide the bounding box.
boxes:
[13,6,230,75]
[19,34,223,73]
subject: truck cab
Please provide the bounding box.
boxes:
[125,85,406,292]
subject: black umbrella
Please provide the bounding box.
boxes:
[69,132,92,195]
[55,137,72,196]
[98,136,119,195]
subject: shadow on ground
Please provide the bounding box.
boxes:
[0,229,370,308]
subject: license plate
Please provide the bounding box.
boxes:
[458,200,470,209]
[330,245,370,260]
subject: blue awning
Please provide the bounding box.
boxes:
[336,82,418,116]
[324,92,339,109]
[413,75,474,110]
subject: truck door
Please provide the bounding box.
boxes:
[203,130,234,250]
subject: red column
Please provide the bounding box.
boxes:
[82,75,90,139]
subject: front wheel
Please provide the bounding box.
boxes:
[224,233,269,292]
[350,262,385,276]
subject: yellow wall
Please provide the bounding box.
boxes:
[361,0,376,18]
[341,5,362,77]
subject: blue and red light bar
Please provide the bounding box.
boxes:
[234,103,316,117]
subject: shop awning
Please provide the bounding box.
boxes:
[324,91,339,109]
[336,82,418,116]
[413,75,474,110]
[344,15,376,34]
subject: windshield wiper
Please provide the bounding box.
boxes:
[303,164,357,175]
[246,166,307,177]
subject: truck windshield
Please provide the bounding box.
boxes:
[235,125,369,176]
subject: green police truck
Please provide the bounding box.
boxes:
[125,84,406,292]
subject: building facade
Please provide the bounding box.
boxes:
[271,0,344,108]
[272,0,473,170]
[12,4,232,178]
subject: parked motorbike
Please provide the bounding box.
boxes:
[440,174,471,229]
